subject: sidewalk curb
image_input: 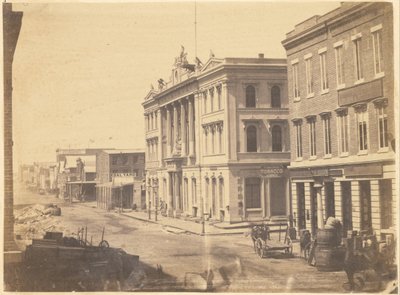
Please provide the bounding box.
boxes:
[120,213,246,236]
[74,202,247,236]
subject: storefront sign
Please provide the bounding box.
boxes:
[344,164,382,177]
[290,168,342,178]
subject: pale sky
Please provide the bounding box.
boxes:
[11,1,340,165]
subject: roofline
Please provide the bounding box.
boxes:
[282,2,375,49]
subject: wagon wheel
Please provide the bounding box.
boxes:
[255,238,265,258]
[99,240,109,249]
[285,245,293,255]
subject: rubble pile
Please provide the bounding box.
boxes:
[14,204,65,242]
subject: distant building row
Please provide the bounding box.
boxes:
[19,148,146,210]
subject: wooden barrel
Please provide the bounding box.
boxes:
[315,246,345,271]
[317,228,340,246]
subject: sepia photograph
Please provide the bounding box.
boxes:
[2,0,399,292]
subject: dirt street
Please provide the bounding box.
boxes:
[13,187,351,292]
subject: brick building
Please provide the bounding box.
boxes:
[282,2,396,238]
[143,49,290,223]
[3,3,23,258]
[96,149,145,210]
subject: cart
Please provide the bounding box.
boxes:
[252,222,293,258]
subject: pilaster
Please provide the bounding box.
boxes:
[370,180,381,235]
[351,181,361,231]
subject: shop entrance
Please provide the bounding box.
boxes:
[359,180,372,232]
[341,181,352,235]
[324,182,335,220]
[296,183,306,230]
[270,178,286,216]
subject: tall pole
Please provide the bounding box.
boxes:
[194,1,197,59]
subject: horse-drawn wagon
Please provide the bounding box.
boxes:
[250,222,293,258]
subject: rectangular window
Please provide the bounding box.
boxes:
[322,116,332,155]
[308,120,317,157]
[292,62,300,99]
[334,44,345,87]
[377,105,388,149]
[337,113,349,154]
[294,122,303,159]
[372,29,383,76]
[319,51,329,91]
[353,37,363,81]
[305,57,313,96]
[203,93,208,114]
[192,179,197,206]
[204,130,208,155]
[217,87,222,110]
[210,89,214,112]
[356,109,368,152]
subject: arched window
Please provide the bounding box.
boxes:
[271,86,281,108]
[272,125,282,151]
[247,125,257,152]
[246,85,256,108]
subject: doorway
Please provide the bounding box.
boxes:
[359,181,372,232]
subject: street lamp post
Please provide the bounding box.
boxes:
[201,196,205,235]
[154,179,159,222]
[147,185,151,220]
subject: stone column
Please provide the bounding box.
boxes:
[286,178,291,216]
[157,110,162,163]
[181,99,187,157]
[291,181,298,229]
[195,92,202,164]
[266,178,271,217]
[314,179,324,229]
[261,177,265,217]
[173,103,178,154]
[222,81,234,159]
[370,180,381,236]
[188,97,195,156]
[168,173,173,216]
[351,181,361,231]
[166,106,172,157]
[304,182,311,230]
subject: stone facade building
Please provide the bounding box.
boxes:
[282,2,395,238]
[143,50,290,223]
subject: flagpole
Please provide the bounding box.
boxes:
[195,0,197,59]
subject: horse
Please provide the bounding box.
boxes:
[299,230,312,259]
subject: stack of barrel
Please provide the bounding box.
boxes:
[315,218,346,271]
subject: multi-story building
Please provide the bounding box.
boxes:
[143,49,290,223]
[96,149,145,210]
[55,148,113,199]
[282,2,395,238]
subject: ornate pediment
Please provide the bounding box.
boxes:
[200,58,223,73]
[144,89,157,101]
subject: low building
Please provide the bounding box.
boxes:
[282,2,395,239]
[96,149,145,210]
[64,155,97,201]
[143,49,290,223]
